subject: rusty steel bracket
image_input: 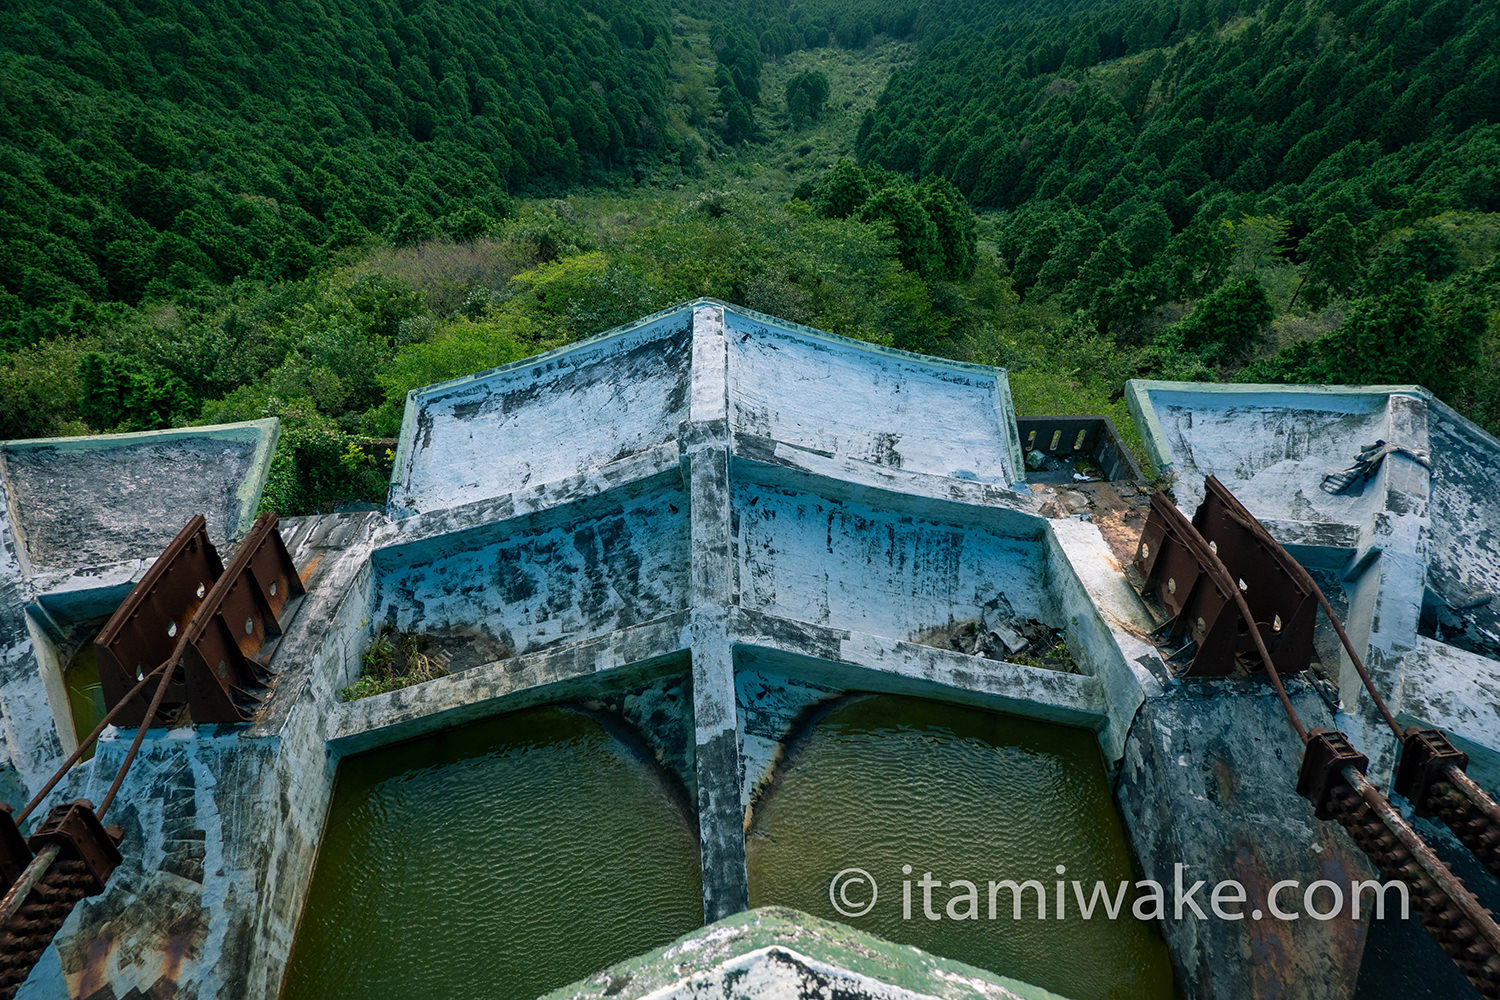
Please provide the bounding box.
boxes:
[1133,492,1252,675]
[94,516,223,726]
[26,801,122,896]
[94,513,304,725]
[1396,727,1500,882]
[1193,477,1319,672]
[1397,728,1472,817]
[177,512,305,723]
[1133,477,1318,677]
[1297,729,1370,820]
[0,800,124,998]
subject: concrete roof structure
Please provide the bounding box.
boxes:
[546,907,1068,1000]
[0,303,1495,999]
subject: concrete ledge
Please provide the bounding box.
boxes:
[326,614,692,756]
[729,610,1110,732]
[1397,637,1500,766]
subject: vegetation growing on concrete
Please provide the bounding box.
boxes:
[340,624,449,701]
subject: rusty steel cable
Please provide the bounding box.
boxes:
[0,660,176,943]
[0,854,93,999]
[0,846,58,933]
[1422,764,1500,883]
[16,661,172,824]
[98,657,178,819]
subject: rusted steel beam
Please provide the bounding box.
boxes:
[94,513,304,726]
[1133,478,1318,677]
[93,516,222,725]
[177,512,305,723]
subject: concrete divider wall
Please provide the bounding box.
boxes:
[389,308,693,518]
[723,307,1023,486]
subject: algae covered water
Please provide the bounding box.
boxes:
[746,694,1176,999]
[281,706,702,1000]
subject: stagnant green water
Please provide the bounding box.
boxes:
[281,707,703,1000]
[63,638,105,760]
[747,695,1177,999]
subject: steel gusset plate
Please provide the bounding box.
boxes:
[1193,476,1319,674]
[1133,492,1245,676]
[94,513,304,726]
[1133,478,1317,677]
[94,516,223,726]
[178,512,305,723]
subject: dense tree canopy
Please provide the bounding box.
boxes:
[1,0,1497,514]
[0,0,680,330]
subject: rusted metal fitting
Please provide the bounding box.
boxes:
[26,800,123,895]
[1396,727,1471,816]
[177,512,305,722]
[1133,477,1318,677]
[1297,729,1369,820]
[94,512,305,725]
[94,516,222,726]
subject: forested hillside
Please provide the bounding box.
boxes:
[853,0,1500,424]
[1,0,1496,514]
[0,0,677,317]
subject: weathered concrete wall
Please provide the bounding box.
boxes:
[724,308,1023,486]
[1426,402,1500,660]
[389,309,692,517]
[731,468,1050,647]
[0,420,278,577]
[373,474,690,664]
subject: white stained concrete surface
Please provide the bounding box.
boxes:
[10,307,1500,1000]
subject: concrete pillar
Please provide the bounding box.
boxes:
[1338,393,1432,776]
[684,303,749,920]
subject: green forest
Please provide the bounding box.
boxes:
[2,0,1497,513]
